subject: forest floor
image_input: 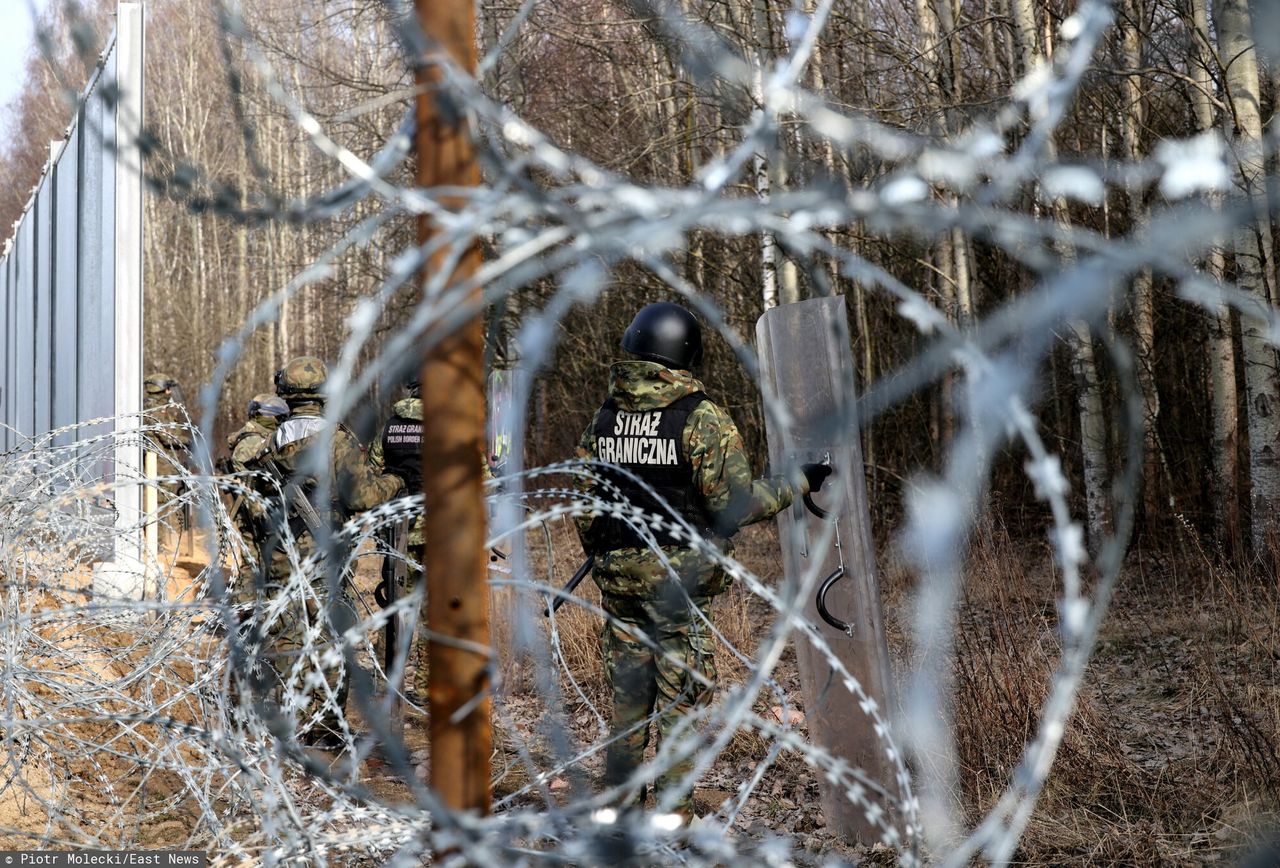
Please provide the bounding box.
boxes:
[4,519,1279,865]
[451,518,1280,865]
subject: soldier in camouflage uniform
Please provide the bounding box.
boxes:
[227,394,290,473]
[253,356,406,747]
[224,394,289,598]
[144,374,194,534]
[368,377,426,696]
[144,373,193,459]
[369,377,425,555]
[368,375,497,553]
[575,302,832,821]
[368,376,500,700]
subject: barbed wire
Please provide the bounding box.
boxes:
[1,0,1277,863]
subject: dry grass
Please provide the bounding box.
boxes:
[908,517,1280,864]
[15,511,1274,861]
[504,514,1280,862]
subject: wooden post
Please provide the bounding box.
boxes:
[414,0,492,815]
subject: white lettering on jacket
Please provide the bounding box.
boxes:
[597,434,679,465]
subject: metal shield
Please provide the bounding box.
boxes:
[756,295,899,843]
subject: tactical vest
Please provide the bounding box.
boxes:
[590,391,711,550]
[230,428,258,452]
[381,414,423,489]
[260,415,339,535]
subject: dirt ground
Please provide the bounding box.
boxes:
[5,517,1279,864]
[468,519,1280,864]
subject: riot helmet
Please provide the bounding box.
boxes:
[247,394,289,419]
[621,302,703,370]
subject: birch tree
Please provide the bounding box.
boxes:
[1119,0,1161,521]
[1011,0,1111,542]
[1214,0,1280,554]
[1187,0,1240,549]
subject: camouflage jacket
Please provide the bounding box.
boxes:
[144,393,193,454]
[257,402,405,528]
[575,361,803,552]
[367,396,495,549]
[226,417,277,473]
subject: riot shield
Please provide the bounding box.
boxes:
[756,295,899,843]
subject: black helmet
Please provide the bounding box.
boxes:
[621,302,702,369]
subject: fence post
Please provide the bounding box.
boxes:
[143,449,159,565]
[414,0,492,815]
[93,1,146,600]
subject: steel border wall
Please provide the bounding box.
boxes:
[0,3,145,594]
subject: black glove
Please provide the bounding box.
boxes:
[801,462,833,493]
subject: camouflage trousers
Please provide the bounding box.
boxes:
[149,450,190,542]
[228,508,264,606]
[254,534,356,745]
[601,591,718,815]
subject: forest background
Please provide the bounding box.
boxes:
[3,1,1280,861]
[0,0,1276,559]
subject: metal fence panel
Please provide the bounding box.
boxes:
[80,52,116,434]
[15,218,35,443]
[2,256,10,452]
[0,15,136,453]
[35,161,53,436]
[5,255,14,452]
[52,126,80,447]
[1,80,88,443]
[0,3,144,592]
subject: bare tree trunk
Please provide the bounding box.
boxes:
[1012,0,1110,541]
[805,0,841,290]
[1120,0,1161,521]
[272,128,289,364]
[1009,0,1038,75]
[915,0,960,444]
[1189,0,1240,551]
[1215,0,1280,555]
[751,0,780,310]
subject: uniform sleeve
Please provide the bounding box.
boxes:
[368,428,385,472]
[685,401,805,535]
[335,430,404,513]
[572,414,601,548]
[231,432,264,472]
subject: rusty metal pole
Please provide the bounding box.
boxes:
[414,0,491,815]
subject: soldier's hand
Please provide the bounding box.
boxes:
[801,462,833,493]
